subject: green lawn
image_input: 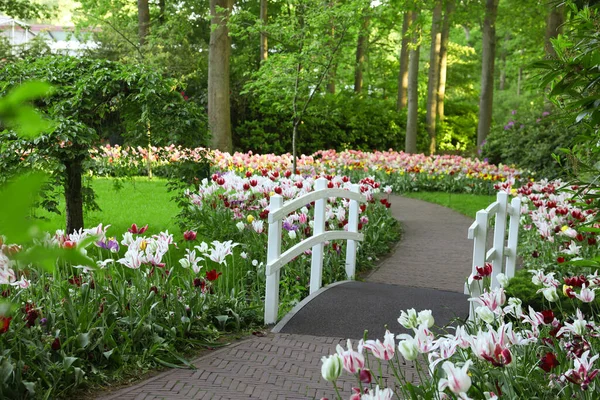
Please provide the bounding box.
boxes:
[37,177,181,238]
[401,191,496,218]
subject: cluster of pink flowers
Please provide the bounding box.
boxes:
[322,280,600,398]
[89,145,524,183]
[504,179,598,247]
[186,172,390,237]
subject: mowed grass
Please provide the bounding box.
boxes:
[37,177,181,238]
[401,191,496,218]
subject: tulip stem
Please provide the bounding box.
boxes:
[333,382,342,399]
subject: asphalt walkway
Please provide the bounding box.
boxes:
[98,195,474,400]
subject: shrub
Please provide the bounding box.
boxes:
[481,112,579,179]
[235,93,414,154]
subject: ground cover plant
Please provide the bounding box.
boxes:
[35,177,180,237]
[401,192,495,218]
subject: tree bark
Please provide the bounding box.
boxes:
[158,0,165,24]
[426,1,442,155]
[260,0,268,61]
[544,4,564,58]
[137,0,150,45]
[64,158,84,234]
[405,12,420,154]
[208,0,233,152]
[397,11,412,110]
[326,4,336,94]
[476,0,499,148]
[436,0,454,122]
[498,33,509,90]
[462,25,471,44]
[354,11,370,93]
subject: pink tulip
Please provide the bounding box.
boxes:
[336,339,364,374]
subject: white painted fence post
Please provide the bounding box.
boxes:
[310,178,327,294]
[505,196,522,281]
[264,195,283,324]
[491,192,508,289]
[466,210,488,295]
[467,210,488,321]
[345,184,360,280]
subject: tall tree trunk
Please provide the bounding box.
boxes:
[158,0,165,24]
[397,11,412,110]
[462,25,471,44]
[260,0,268,61]
[405,12,420,154]
[517,66,522,96]
[498,33,509,90]
[354,11,370,93]
[137,0,150,45]
[208,0,233,152]
[544,4,563,109]
[476,0,499,148]
[426,0,442,155]
[64,158,84,234]
[544,4,564,58]
[326,0,336,93]
[436,0,454,122]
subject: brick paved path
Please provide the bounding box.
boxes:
[367,195,473,292]
[99,333,417,400]
[98,195,473,400]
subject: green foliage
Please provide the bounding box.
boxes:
[481,112,579,179]
[534,2,600,182]
[236,93,409,154]
[0,0,54,20]
[0,56,208,229]
[438,101,479,152]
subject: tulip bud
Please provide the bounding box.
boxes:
[543,287,559,302]
[417,310,435,328]
[496,273,509,288]
[359,368,372,384]
[476,306,495,324]
[236,221,245,232]
[321,354,343,382]
[398,339,418,361]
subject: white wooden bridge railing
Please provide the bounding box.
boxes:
[465,191,522,318]
[264,177,367,324]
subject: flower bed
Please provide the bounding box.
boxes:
[321,272,600,399]
[318,179,600,399]
[178,171,399,307]
[0,169,398,398]
[89,145,526,195]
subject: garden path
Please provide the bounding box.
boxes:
[98,195,473,400]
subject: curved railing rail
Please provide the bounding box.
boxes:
[264,177,367,324]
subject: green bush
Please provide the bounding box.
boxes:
[481,112,579,179]
[235,93,414,154]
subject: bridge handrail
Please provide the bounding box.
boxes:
[264,177,367,324]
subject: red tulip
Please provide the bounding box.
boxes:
[0,316,11,334]
[539,352,559,373]
[51,337,61,351]
[128,223,148,234]
[183,231,197,241]
[541,310,555,324]
[205,269,222,282]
